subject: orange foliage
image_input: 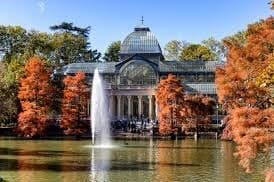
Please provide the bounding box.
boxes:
[61,72,89,136]
[155,74,185,135]
[17,56,52,137]
[230,107,274,173]
[215,17,274,176]
[216,17,273,110]
[156,74,215,136]
[183,94,215,132]
[265,168,274,182]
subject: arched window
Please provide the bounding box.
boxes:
[119,60,156,85]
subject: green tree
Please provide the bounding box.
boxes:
[0,25,28,63]
[0,26,28,125]
[50,22,91,38]
[202,37,226,60]
[179,44,216,61]
[25,31,53,60]
[0,23,102,67]
[50,32,87,66]
[164,40,188,61]
[103,41,121,62]
[0,56,25,125]
[0,62,18,125]
[50,22,101,64]
[1,55,25,88]
[0,81,18,125]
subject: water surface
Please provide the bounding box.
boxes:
[0,139,266,182]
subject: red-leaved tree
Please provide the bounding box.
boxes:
[156,75,216,137]
[183,94,215,135]
[17,56,52,137]
[155,74,185,135]
[61,72,89,136]
[216,17,274,178]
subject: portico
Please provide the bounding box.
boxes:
[109,92,156,121]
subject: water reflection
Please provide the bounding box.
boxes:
[0,139,266,181]
[90,146,110,182]
[154,140,174,181]
[17,141,36,182]
[148,139,155,170]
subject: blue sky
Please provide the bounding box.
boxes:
[0,0,272,53]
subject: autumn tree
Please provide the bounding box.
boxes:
[215,17,274,177]
[61,72,89,136]
[183,94,215,136]
[230,107,274,172]
[223,31,247,47]
[17,57,52,137]
[155,74,185,136]
[257,60,274,104]
[156,75,216,137]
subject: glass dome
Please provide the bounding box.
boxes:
[119,60,157,85]
[120,26,162,54]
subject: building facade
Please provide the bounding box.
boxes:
[57,25,222,122]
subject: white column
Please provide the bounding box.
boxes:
[127,95,132,119]
[109,95,114,119]
[148,95,153,120]
[138,95,142,118]
[117,95,121,120]
[121,96,124,119]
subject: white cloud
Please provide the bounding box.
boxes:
[37,0,47,14]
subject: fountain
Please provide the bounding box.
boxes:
[91,68,111,146]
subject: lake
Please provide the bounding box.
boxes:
[0,139,266,182]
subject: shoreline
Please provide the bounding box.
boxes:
[0,132,221,140]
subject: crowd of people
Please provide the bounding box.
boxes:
[111,116,158,134]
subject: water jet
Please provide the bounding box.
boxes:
[91,68,111,146]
